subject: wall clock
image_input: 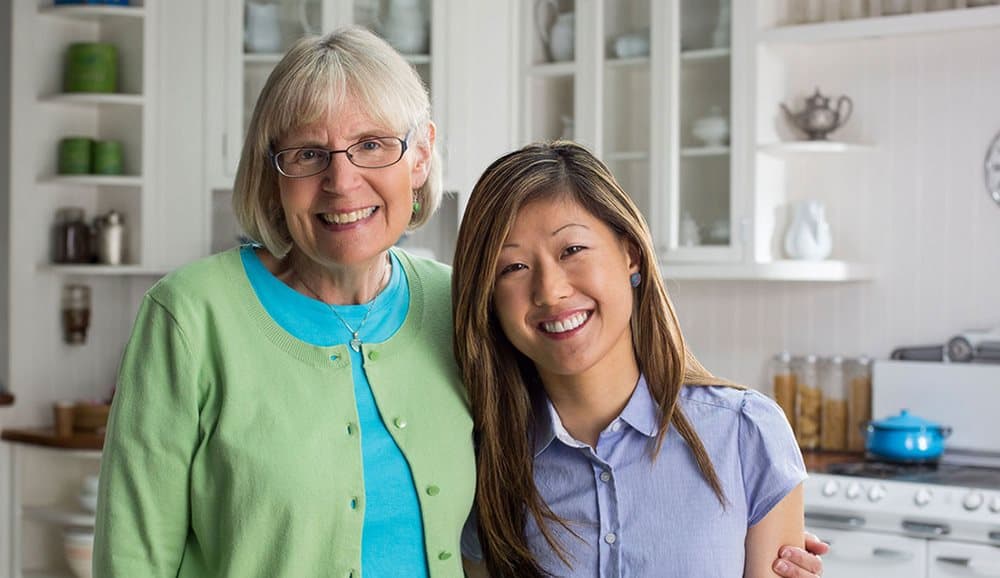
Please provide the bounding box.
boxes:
[987,130,1000,206]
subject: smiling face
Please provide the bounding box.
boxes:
[275,97,433,269]
[492,194,640,385]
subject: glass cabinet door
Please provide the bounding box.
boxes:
[602,0,652,220]
[667,0,739,261]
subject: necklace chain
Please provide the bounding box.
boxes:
[297,254,391,352]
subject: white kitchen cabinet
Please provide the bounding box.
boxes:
[204,0,514,263]
[808,526,928,578]
[928,541,1000,577]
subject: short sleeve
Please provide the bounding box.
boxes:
[739,389,807,527]
[460,509,484,562]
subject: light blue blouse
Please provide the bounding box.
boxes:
[241,246,429,578]
[464,378,806,577]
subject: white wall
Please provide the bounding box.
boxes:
[671,28,1000,392]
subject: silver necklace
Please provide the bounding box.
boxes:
[298,255,390,352]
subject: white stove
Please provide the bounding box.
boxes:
[803,361,1000,578]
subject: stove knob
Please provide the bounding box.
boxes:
[963,492,985,511]
[868,484,887,503]
[846,482,862,500]
[990,496,1000,514]
[822,480,841,497]
[914,488,933,507]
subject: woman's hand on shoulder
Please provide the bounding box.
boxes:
[773,531,827,578]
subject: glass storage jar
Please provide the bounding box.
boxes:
[794,355,821,450]
[846,356,873,452]
[820,356,847,451]
[771,351,796,433]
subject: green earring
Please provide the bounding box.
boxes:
[412,199,421,214]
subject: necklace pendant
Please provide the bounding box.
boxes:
[350,336,362,352]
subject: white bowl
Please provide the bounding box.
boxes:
[692,117,729,147]
[64,530,94,578]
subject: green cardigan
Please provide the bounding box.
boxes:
[94,248,475,578]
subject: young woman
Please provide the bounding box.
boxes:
[453,141,809,577]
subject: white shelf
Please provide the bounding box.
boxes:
[527,61,576,77]
[605,151,649,162]
[661,260,877,282]
[38,264,170,277]
[759,6,1000,44]
[39,4,145,22]
[681,146,730,158]
[680,47,731,62]
[758,141,877,155]
[403,53,432,65]
[243,53,282,65]
[39,93,144,107]
[605,56,650,68]
[38,175,143,188]
[22,505,95,527]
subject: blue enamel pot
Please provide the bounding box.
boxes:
[865,410,952,463]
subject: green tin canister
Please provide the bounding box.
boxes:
[58,137,93,175]
[64,43,118,93]
[92,140,124,175]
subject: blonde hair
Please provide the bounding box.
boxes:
[232,26,442,257]
[452,141,729,576]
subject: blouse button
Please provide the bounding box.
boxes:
[599,471,611,483]
[610,421,622,432]
[605,532,617,544]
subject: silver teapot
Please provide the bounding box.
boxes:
[781,88,853,141]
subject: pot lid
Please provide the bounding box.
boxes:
[870,409,944,430]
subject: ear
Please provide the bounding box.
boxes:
[625,239,641,275]
[409,121,436,188]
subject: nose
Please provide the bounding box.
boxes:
[321,150,361,192]
[531,261,571,307]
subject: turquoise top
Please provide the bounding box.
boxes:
[240,246,428,577]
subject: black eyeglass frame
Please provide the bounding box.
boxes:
[269,132,411,178]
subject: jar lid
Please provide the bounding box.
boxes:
[870,409,944,431]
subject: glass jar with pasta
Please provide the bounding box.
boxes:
[794,355,821,450]
[820,356,847,451]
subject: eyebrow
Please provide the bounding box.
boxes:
[501,222,590,249]
[281,130,391,149]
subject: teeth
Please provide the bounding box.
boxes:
[543,312,589,334]
[320,207,376,225]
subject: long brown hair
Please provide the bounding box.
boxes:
[452,142,730,577]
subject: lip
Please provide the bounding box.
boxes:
[535,308,592,341]
[315,206,379,230]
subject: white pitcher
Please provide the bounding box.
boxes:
[245,1,282,54]
[783,200,833,260]
[536,0,574,62]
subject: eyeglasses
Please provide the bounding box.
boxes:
[270,134,409,178]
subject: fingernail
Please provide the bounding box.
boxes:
[775,560,788,572]
[780,548,792,559]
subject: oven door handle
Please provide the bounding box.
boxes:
[901,519,951,536]
[935,556,1000,577]
[872,548,915,562]
[804,512,866,528]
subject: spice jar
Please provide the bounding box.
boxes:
[53,207,93,264]
[771,351,797,433]
[96,210,126,265]
[846,356,873,452]
[61,284,91,345]
[794,355,821,450]
[820,356,847,451]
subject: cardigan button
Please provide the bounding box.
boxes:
[426,485,440,496]
[368,350,380,361]
[393,417,408,429]
[438,551,452,561]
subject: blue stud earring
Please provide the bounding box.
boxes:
[630,272,641,288]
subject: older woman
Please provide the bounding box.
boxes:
[94,27,471,577]
[94,26,824,578]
